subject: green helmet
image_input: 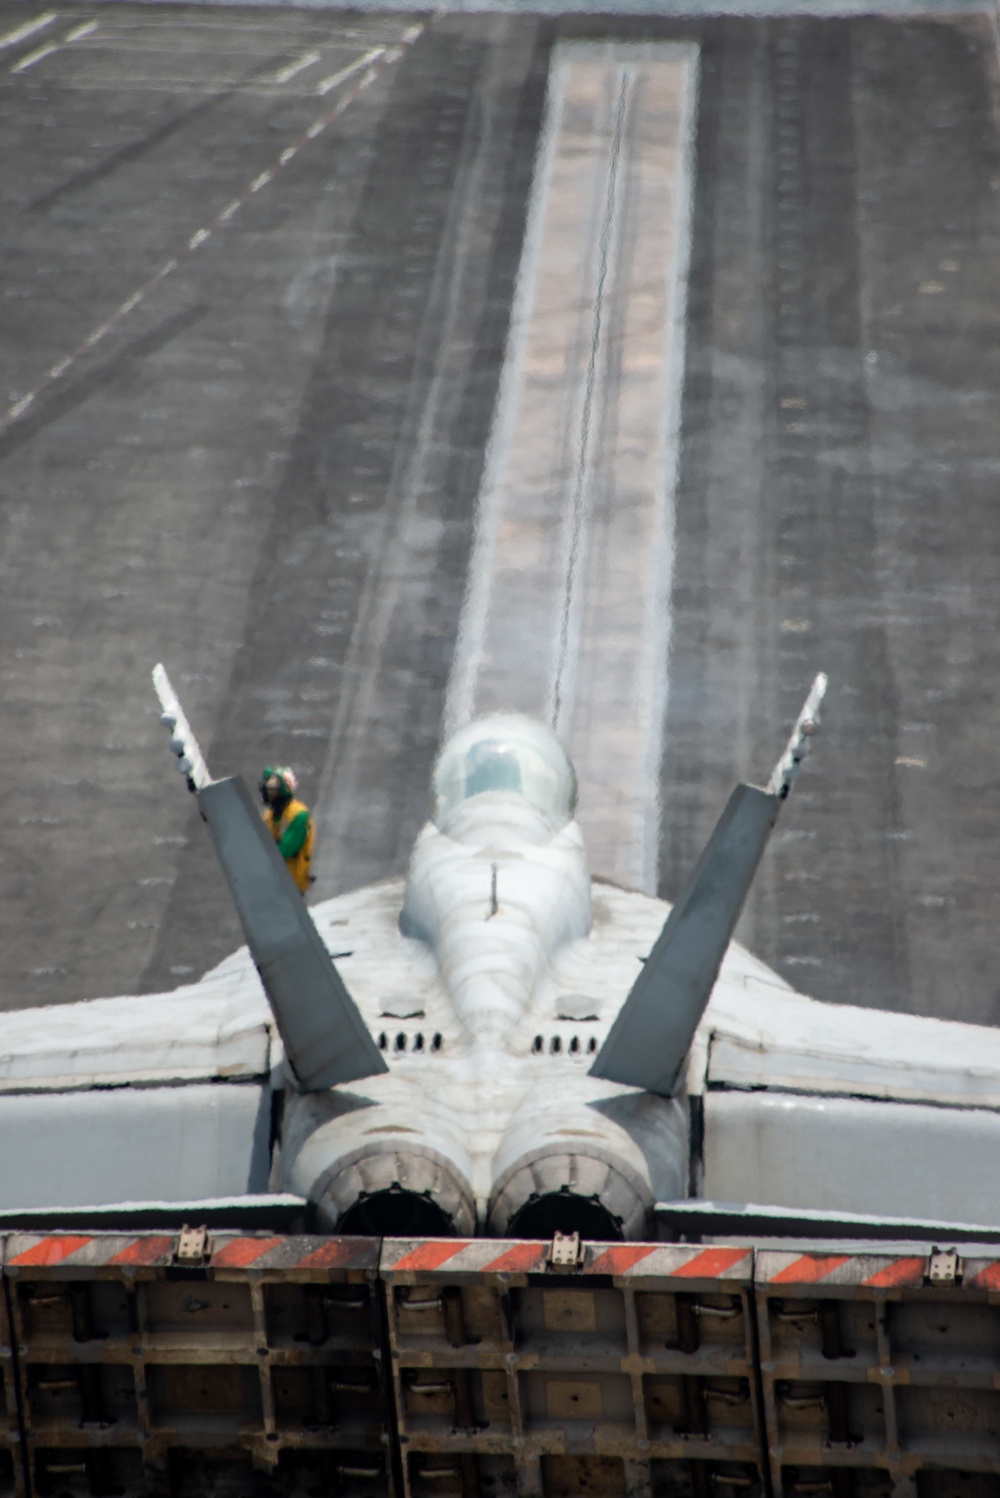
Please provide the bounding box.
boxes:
[260,765,297,806]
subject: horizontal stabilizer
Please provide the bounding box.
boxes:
[197,776,388,1092]
[590,783,779,1095]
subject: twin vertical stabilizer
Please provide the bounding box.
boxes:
[589,674,827,1096]
[152,665,387,1092]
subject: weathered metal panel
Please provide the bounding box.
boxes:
[3,1232,392,1497]
[13,1228,1000,1498]
[381,1238,763,1498]
[0,1243,25,1498]
[756,1247,1000,1498]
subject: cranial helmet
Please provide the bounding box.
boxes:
[260,765,298,805]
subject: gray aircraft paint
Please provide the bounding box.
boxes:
[0,1084,271,1208]
[198,776,387,1090]
[155,664,387,1091]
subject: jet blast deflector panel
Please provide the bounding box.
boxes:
[2,1232,388,1498]
[197,776,387,1092]
[591,784,779,1095]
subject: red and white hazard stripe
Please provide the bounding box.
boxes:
[756,1250,1000,1291]
[3,1233,379,1274]
[10,1236,998,1294]
[380,1238,752,1282]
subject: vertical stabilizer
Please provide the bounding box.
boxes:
[152,663,212,791]
[589,675,826,1096]
[197,777,387,1091]
[152,666,387,1092]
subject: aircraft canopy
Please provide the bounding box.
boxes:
[432,714,577,830]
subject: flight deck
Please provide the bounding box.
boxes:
[0,2,998,1027]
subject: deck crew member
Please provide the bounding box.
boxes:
[260,766,314,893]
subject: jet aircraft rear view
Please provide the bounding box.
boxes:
[148,667,827,1240]
[6,668,1000,1242]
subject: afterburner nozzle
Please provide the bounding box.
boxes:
[283,1090,476,1237]
[487,1088,687,1242]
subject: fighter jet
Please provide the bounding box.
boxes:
[2,668,1000,1241]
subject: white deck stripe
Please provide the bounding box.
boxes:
[445,41,699,892]
[0,26,425,439]
[271,48,320,84]
[315,46,384,95]
[10,42,59,72]
[0,14,56,52]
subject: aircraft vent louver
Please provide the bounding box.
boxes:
[376,1032,443,1053]
[531,1033,599,1055]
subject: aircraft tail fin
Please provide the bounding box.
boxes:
[153,662,213,791]
[589,674,827,1097]
[152,666,387,1092]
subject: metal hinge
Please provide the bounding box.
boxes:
[547,1231,584,1270]
[174,1225,210,1264]
[926,1247,962,1284]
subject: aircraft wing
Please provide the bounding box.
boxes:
[546,873,1000,1229]
[0,952,275,1211]
[686,967,1000,1226]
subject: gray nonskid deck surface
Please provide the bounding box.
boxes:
[0,6,999,1026]
[74,0,997,13]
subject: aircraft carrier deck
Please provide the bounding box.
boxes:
[1,0,999,1024]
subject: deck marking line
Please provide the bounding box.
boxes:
[444,42,699,892]
[0,13,56,51]
[316,46,384,96]
[550,65,630,734]
[10,42,59,72]
[309,19,515,893]
[63,20,98,42]
[0,24,425,440]
[271,48,319,85]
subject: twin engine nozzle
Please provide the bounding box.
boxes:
[280,1078,687,1242]
[153,670,826,1241]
